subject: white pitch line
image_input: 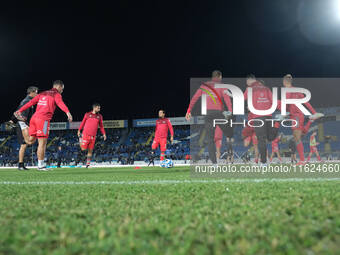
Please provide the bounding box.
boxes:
[0,178,339,185]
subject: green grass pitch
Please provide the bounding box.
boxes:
[0,165,339,254]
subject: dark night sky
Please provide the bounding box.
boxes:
[1,0,340,123]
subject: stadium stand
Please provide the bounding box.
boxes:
[1,107,340,166]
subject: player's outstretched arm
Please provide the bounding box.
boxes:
[78,113,88,136]
[185,112,191,121]
[67,112,73,122]
[222,91,233,113]
[55,93,72,121]
[167,119,174,143]
[14,95,40,121]
[186,89,203,120]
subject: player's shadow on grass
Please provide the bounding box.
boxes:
[134,169,188,174]
[53,168,188,175]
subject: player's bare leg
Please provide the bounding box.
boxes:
[243,138,250,148]
[19,144,27,163]
[254,145,259,164]
[160,151,165,161]
[18,127,30,170]
[18,144,28,170]
[307,150,321,162]
[293,129,305,164]
[276,151,282,162]
[37,138,47,170]
[307,151,313,162]
[267,150,270,161]
[315,151,321,161]
[269,151,274,162]
[216,147,221,160]
[22,128,36,145]
[86,149,93,168]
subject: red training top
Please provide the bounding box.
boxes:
[78,112,106,136]
[244,81,275,119]
[18,88,69,121]
[186,78,232,114]
[155,118,174,139]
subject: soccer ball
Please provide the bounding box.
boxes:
[160,159,174,168]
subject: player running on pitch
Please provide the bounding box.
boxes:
[14,80,72,170]
[14,86,39,170]
[282,74,323,165]
[152,110,174,162]
[307,131,322,162]
[269,134,283,163]
[78,103,106,168]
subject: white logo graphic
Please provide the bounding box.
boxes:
[201,84,312,116]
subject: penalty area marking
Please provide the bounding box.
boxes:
[0,178,339,185]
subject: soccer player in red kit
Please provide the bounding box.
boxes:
[244,75,280,164]
[78,103,107,168]
[270,134,283,163]
[152,110,174,161]
[307,131,321,162]
[215,126,223,160]
[186,70,233,164]
[282,74,323,165]
[14,80,72,170]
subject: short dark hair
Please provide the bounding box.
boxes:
[283,74,293,83]
[212,70,222,78]
[246,74,256,80]
[53,80,64,87]
[92,103,101,108]
[27,86,38,94]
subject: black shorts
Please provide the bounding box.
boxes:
[16,125,26,145]
[205,110,234,138]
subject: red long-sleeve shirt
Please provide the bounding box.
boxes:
[155,118,174,139]
[285,86,316,116]
[244,82,275,118]
[186,79,232,114]
[78,112,106,136]
[18,88,69,121]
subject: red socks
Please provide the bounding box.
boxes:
[86,156,91,166]
[160,152,165,161]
